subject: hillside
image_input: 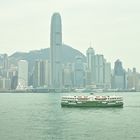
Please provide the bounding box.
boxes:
[9,44,86,71]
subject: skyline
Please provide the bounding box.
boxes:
[0,0,140,71]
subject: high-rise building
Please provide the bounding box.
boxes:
[3,53,9,70]
[86,47,111,89]
[104,61,111,89]
[9,66,18,90]
[95,54,104,87]
[127,68,140,91]
[112,59,125,89]
[2,53,9,78]
[73,56,85,88]
[33,60,41,87]
[63,63,73,88]
[50,12,62,89]
[86,47,96,84]
[0,77,11,90]
[17,60,28,89]
[33,60,50,88]
[44,60,50,88]
[40,60,46,86]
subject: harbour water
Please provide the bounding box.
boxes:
[0,92,140,140]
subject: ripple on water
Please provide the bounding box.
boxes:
[0,92,140,140]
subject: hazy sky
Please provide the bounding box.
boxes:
[0,0,140,71]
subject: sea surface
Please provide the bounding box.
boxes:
[0,92,140,140]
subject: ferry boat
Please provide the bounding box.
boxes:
[61,95,123,107]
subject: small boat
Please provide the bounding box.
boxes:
[61,95,123,107]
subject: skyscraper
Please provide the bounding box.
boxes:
[33,60,50,88]
[50,13,62,89]
[112,59,125,89]
[104,61,111,89]
[63,63,73,88]
[2,53,9,78]
[94,54,104,86]
[73,56,85,88]
[3,53,9,70]
[86,47,95,84]
[17,60,28,89]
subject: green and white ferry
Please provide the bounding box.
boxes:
[61,95,123,107]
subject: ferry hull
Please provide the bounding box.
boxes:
[61,101,123,107]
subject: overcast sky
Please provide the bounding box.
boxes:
[0,0,140,71]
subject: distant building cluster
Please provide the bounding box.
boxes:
[0,13,140,92]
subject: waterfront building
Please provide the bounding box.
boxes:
[104,61,111,89]
[11,74,18,90]
[2,54,9,78]
[8,66,18,90]
[95,54,104,88]
[0,77,11,90]
[73,56,85,88]
[33,60,50,88]
[3,54,9,70]
[86,47,96,85]
[86,47,111,89]
[50,12,62,89]
[127,68,140,91]
[17,60,28,89]
[112,59,125,89]
[44,60,50,88]
[62,63,73,88]
[33,60,41,87]
[40,60,46,86]
[85,68,91,87]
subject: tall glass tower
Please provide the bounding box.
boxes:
[50,13,62,89]
[86,47,96,84]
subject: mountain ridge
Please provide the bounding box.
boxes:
[9,44,86,71]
